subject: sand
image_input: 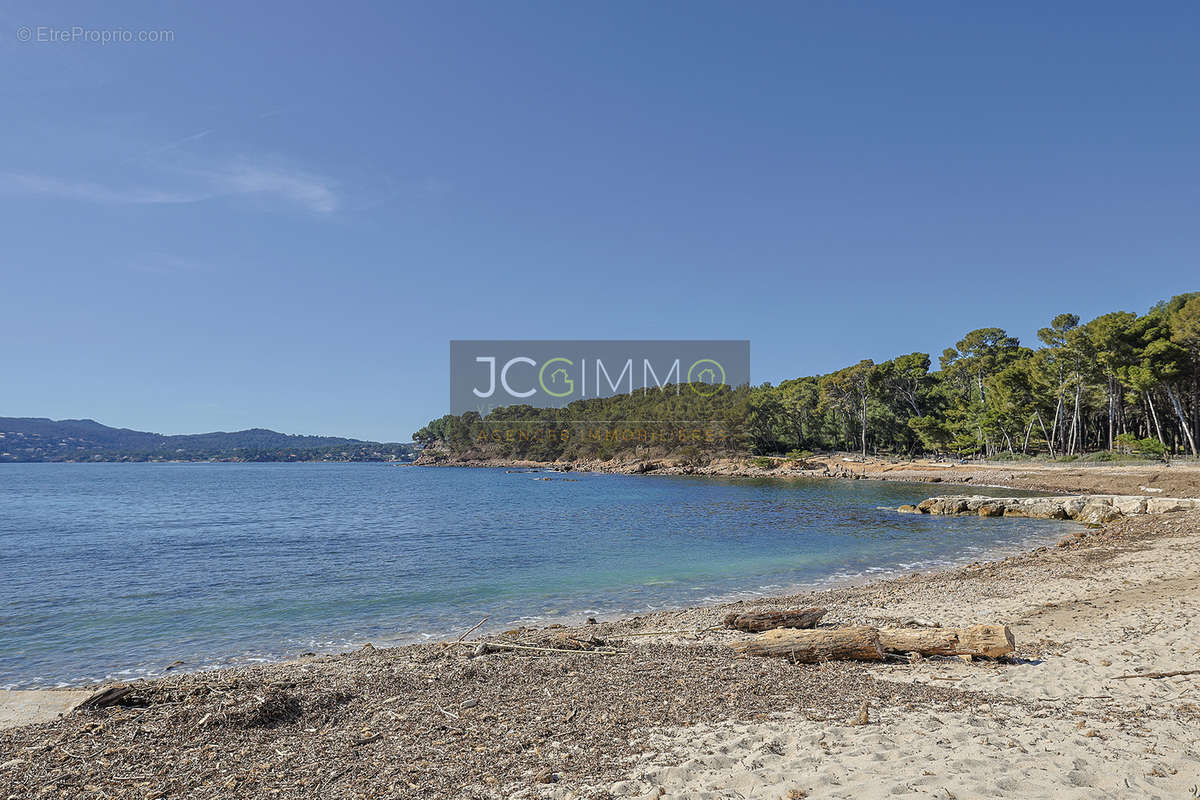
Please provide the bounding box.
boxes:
[0,690,92,730]
[561,511,1200,799]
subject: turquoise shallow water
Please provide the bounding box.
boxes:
[0,463,1076,688]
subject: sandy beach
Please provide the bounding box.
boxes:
[3,466,1199,799]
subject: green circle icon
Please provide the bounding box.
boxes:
[687,359,726,396]
[538,357,576,398]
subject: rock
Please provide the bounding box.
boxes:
[903,493,1184,523]
[978,503,1005,517]
[1078,502,1122,525]
[1147,497,1193,514]
[916,498,940,513]
[1061,497,1089,517]
[1112,496,1147,515]
[1022,500,1068,520]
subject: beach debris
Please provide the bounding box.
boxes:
[731,624,1014,661]
[0,630,1011,799]
[551,632,608,651]
[76,686,149,711]
[722,607,827,633]
[877,625,1015,659]
[1109,669,1200,681]
[728,627,885,662]
[452,616,489,645]
[456,640,620,656]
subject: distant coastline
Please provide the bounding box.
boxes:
[0,416,414,463]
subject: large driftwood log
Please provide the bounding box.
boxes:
[722,607,827,632]
[728,626,884,662]
[877,624,1014,658]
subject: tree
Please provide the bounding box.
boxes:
[940,328,1021,455]
[820,360,875,456]
[1086,311,1138,450]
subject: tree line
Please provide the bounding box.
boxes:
[415,292,1200,462]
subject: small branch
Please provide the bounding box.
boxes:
[449,640,620,656]
[1109,669,1200,681]
[453,616,489,644]
[613,627,719,638]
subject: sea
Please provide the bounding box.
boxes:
[0,463,1078,688]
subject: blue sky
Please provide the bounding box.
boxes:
[2,2,1197,442]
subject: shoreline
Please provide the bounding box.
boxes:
[4,469,1200,798]
[414,452,1200,498]
[3,507,1079,694]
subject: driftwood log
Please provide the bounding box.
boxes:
[76,686,147,711]
[729,623,1015,662]
[722,607,827,632]
[877,624,1014,658]
[728,626,884,662]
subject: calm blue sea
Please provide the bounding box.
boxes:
[0,464,1075,688]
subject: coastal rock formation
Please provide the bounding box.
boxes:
[908,494,1197,523]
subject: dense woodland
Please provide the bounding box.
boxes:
[416,293,1200,462]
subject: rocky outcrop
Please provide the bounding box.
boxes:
[909,494,1197,524]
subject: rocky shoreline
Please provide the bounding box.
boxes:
[415,450,1200,498]
[899,492,1200,524]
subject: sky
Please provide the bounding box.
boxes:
[1,1,1198,442]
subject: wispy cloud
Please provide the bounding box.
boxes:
[137,129,214,160]
[1,159,340,214]
[127,252,212,276]
[214,162,339,213]
[0,172,205,205]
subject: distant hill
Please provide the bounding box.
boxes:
[0,417,415,463]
